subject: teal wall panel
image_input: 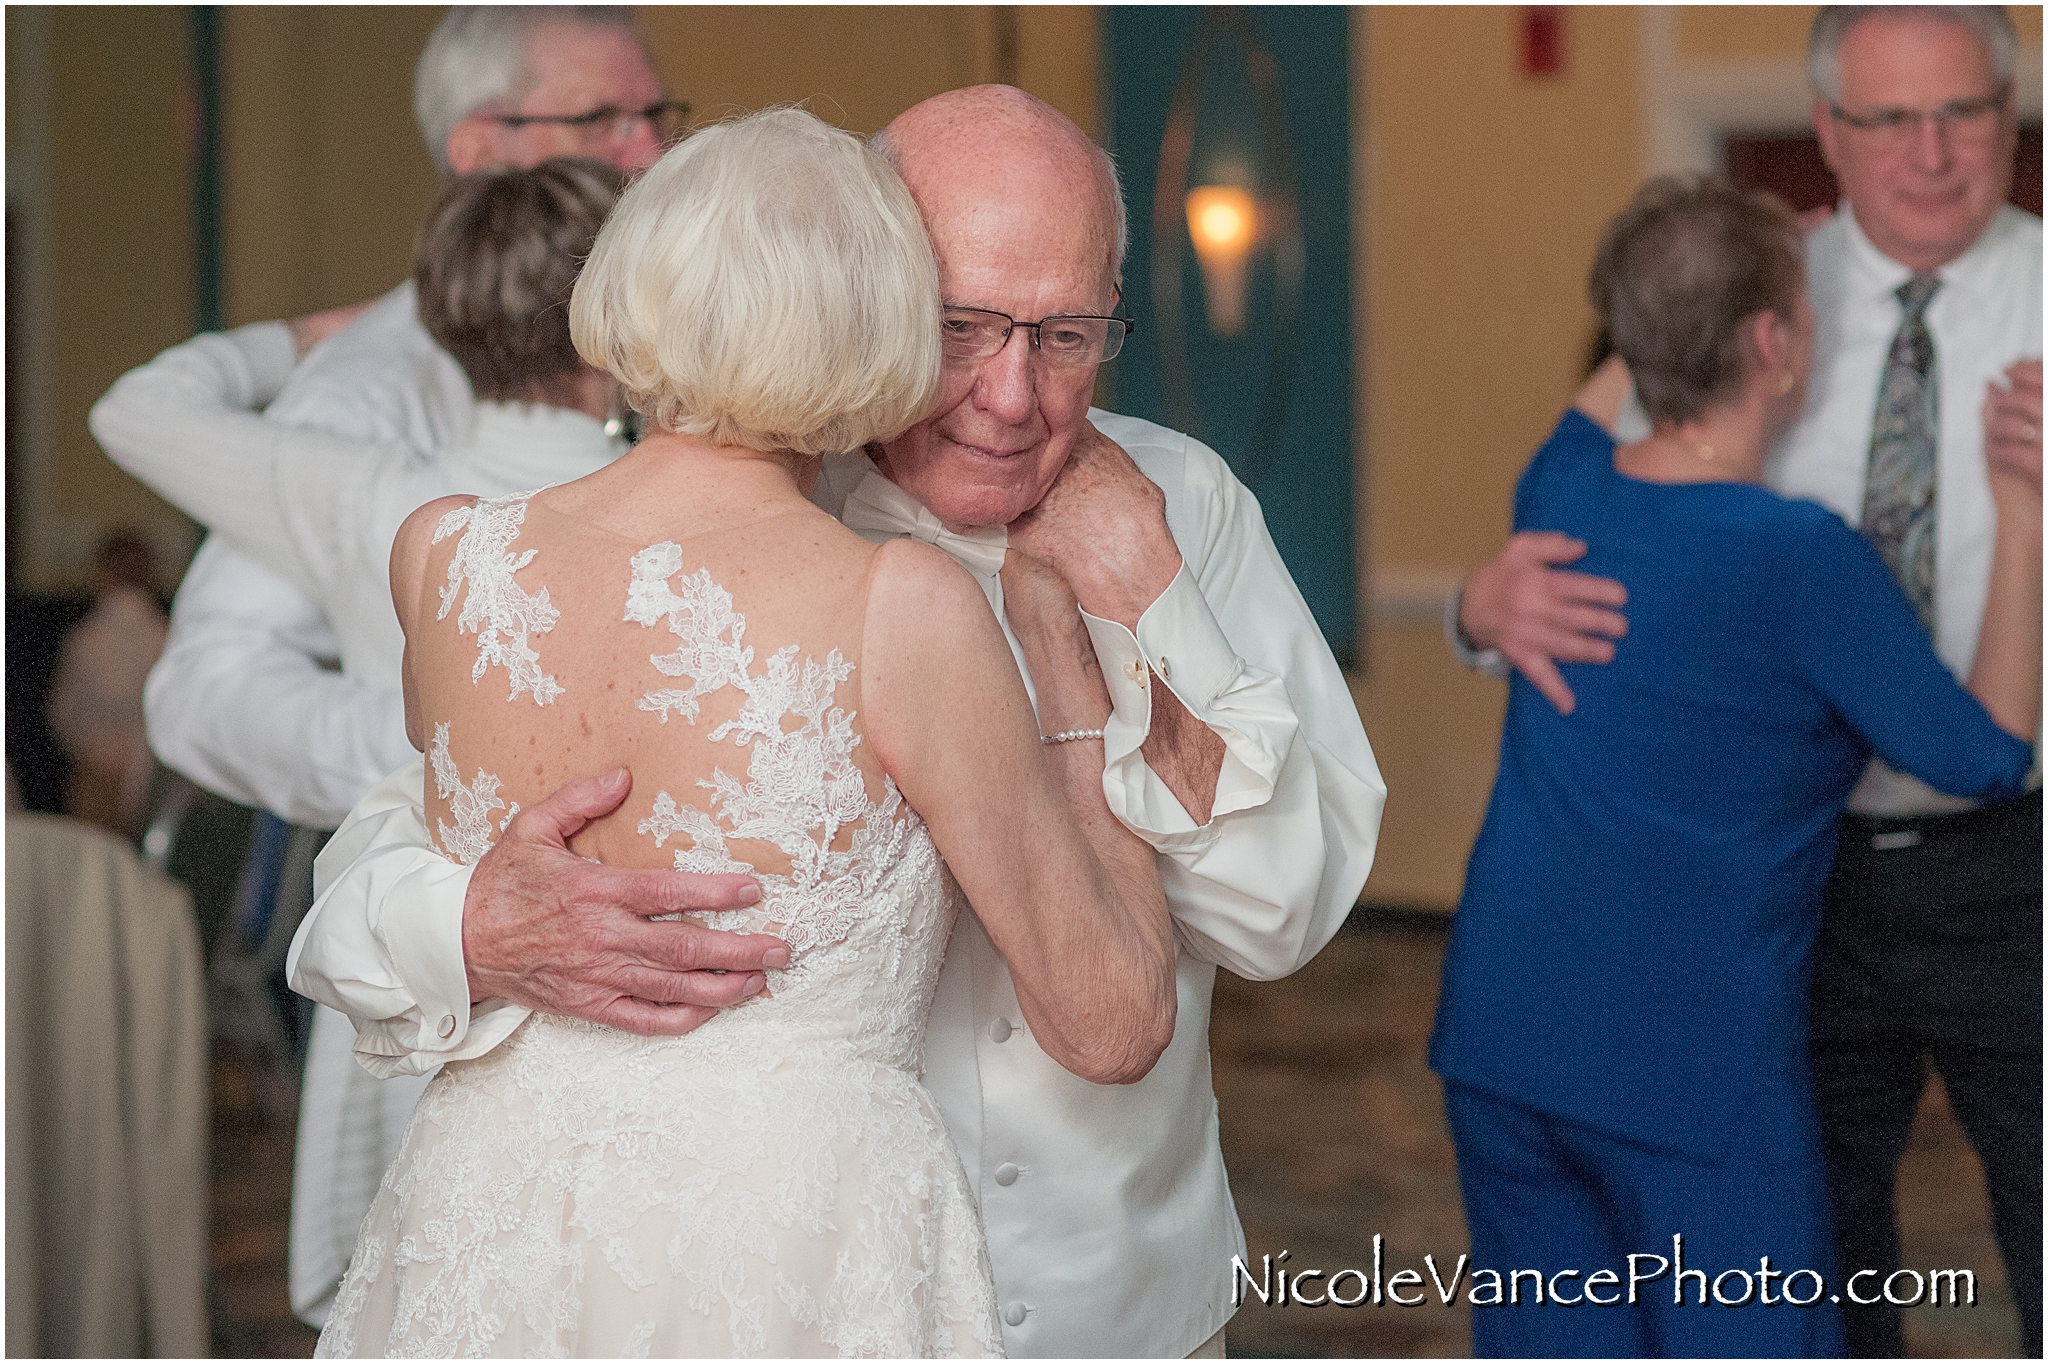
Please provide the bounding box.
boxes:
[1103,6,1355,660]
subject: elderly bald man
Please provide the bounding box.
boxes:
[291,86,1385,1357]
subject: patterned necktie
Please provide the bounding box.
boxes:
[1860,272,1942,631]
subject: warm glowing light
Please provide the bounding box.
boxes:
[1185,186,1259,337]
[1196,201,1248,249]
[1186,187,1257,258]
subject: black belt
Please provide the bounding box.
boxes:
[1841,787,2042,853]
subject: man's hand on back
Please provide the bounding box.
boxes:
[1459,532,1630,716]
[463,767,789,1036]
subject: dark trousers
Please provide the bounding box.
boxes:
[1809,790,2042,1358]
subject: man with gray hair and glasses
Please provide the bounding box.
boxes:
[1449,7,2039,1354]
[135,6,710,1329]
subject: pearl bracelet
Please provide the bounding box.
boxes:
[1041,727,1106,744]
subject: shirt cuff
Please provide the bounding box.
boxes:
[350,999,532,1078]
[1444,585,1511,679]
[344,833,530,1075]
[1080,563,1295,851]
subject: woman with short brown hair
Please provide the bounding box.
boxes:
[1429,175,2039,1357]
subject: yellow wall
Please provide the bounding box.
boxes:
[6,6,199,592]
[1676,4,2041,61]
[1355,6,1645,907]
[221,7,446,325]
[639,6,1096,139]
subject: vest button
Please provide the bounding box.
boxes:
[988,1017,1012,1043]
[994,1162,1020,1187]
[1003,1302,1027,1327]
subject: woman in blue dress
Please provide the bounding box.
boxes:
[1430,177,2039,1358]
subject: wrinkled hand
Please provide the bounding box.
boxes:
[1006,421,1181,630]
[1000,546,1084,640]
[288,299,376,356]
[1985,360,2043,501]
[462,768,789,1035]
[1460,531,1629,715]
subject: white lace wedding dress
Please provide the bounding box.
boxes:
[316,492,1003,1358]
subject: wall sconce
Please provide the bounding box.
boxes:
[1185,185,1258,336]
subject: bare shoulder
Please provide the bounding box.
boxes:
[860,538,1009,718]
[864,537,993,641]
[859,537,1030,784]
[389,494,478,631]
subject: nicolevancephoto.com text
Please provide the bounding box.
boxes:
[1232,1237,1980,1312]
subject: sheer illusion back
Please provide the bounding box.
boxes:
[317,488,1002,1358]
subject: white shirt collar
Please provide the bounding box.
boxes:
[459,401,626,487]
[1835,199,2014,310]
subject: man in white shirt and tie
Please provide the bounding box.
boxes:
[136,6,690,1329]
[292,84,1385,1356]
[1449,8,2040,1354]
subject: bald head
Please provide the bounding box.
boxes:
[875,85,1126,291]
[866,87,1130,531]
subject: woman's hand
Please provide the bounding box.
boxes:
[1985,360,2043,519]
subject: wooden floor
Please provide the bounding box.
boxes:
[208,916,2024,1358]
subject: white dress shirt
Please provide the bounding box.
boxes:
[140,283,473,829]
[1770,204,2043,816]
[1607,206,2041,817]
[290,411,1387,1357]
[91,311,626,1329]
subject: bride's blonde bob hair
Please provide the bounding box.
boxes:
[570,107,941,456]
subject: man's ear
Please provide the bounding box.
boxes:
[1812,97,1841,175]
[444,118,496,176]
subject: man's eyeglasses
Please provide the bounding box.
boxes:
[1829,86,2009,153]
[491,100,691,148]
[940,306,1135,366]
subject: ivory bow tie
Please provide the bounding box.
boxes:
[840,468,1009,580]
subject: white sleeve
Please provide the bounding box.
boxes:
[91,324,309,587]
[290,757,530,1078]
[1084,431,1386,981]
[144,539,413,828]
[89,322,412,600]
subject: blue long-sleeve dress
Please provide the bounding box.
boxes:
[1430,411,2031,1356]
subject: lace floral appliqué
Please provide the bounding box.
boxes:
[427,721,518,865]
[316,546,1000,1360]
[628,548,895,957]
[435,492,565,705]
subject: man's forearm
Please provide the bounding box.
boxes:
[1140,685,1226,824]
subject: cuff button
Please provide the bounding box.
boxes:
[437,1013,457,1039]
[1123,658,1147,686]
[1157,656,1171,680]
